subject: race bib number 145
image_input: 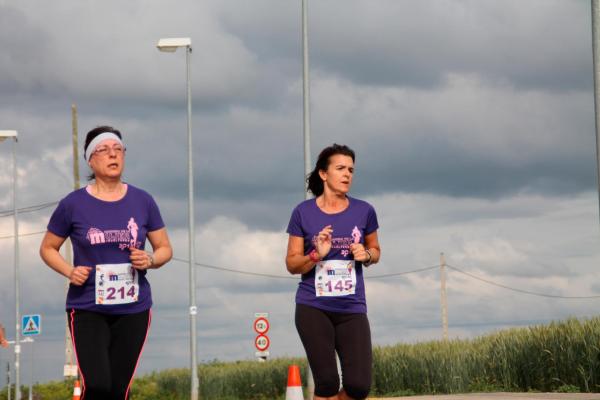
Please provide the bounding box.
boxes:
[315,260,356,297]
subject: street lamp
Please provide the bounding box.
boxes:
[592,1,600,226]
[0,130,20,400]
[156,38,199,400]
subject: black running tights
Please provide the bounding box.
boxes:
[295,303,372,399]
[68,309,150,400]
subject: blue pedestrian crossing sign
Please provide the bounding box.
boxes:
[22,314,41,336]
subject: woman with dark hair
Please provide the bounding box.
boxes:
[40,126,172,399]
[286,144,381,400]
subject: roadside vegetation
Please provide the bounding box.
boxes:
[2,317,599,399]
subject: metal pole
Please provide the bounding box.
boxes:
[440,252,448,341]
[28,340,32,400]
[302,0,311,196]
[7,362,11,400]
[302,1,315,398]
[186,45,199,400]
[591,0,600,223]
[13,137,21,400]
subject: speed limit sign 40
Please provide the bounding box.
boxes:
[253,317,269,334]
[255,334,270,351]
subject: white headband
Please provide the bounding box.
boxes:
[85,132,124,160]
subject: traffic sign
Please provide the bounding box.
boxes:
[255,350,270,359]
[22,314,41,336]
[255,334,270,351]
[253,317,269,334]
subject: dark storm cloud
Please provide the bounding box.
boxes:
[218,0,592,91]
[0,0,596,263]
[358,139,597,199]
[313,0,591,91]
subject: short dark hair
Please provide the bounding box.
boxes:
[306,144,355,197]
[84,126,123,181]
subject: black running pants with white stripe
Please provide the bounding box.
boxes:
[68,309,150,400]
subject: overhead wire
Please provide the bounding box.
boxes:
[171,256,297,280]
[446,264,600,299]
[171,256,439,280]
[0,201,58,217]
[1,201,599,299]
[365,265,439,278]
[0,230,46,240]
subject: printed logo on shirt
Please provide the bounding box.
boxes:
[312,225,362,257]
[351,226,361,244]
[86,217,141,250]
[87,228,106,244]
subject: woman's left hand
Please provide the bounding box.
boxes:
[130,247,153,270]
[349,243,369,262]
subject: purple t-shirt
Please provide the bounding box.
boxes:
[287,196,379,314]
[47,184,165,315]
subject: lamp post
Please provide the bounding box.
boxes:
[0,131,19,400]
[302,0,311,198]
[156,38,198,400]
[592,1,600,224]
[301,1,316,397]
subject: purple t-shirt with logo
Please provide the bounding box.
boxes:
[287,196,379,314]
[47,185,165,315]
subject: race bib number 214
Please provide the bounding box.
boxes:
[95,263,139,305]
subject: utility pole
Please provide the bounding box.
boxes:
[71,104,80,188]
[63,105,80,379]
[440,252,448,341]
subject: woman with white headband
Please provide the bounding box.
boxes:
[40,125,172,399]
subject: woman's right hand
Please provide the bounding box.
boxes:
[69,266,92,286]
[316,225,333,259]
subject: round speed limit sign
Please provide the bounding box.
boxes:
[255,334,270,351]
[253,317,270,334]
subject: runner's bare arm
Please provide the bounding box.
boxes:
[136,227,172,269]
[363,231,381,265]
[286,235,318,275]
[39,231,91,285]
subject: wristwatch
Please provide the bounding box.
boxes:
[364,249,372,267]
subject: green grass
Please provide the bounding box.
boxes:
[129,358,307,400]
[370,317,600,395]
[3,317,600,399]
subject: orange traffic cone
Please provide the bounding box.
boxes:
[285,364,303,400]
[72,380,81,400]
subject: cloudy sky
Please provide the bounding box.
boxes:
[1,0,600,385]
